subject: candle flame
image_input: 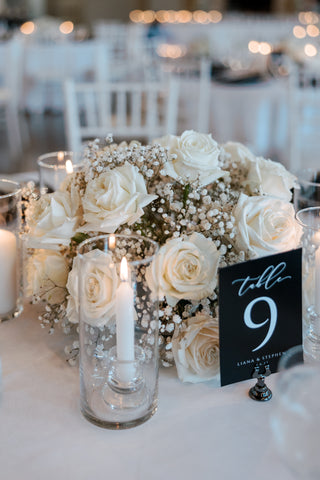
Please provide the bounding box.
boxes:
[57,151,64,162]
[65,159,73,174]
[120,257,129,282]
[109,234,116,249]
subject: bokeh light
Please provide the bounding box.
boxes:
[293,25,306,38]
[259,42,272,55]
[304,43,318,56]
[208,10,222,23]
[307,24,319,37]
[59,21,74,34]
[248,40,260,53]
[129,10,143,23]
[20,21,35,35]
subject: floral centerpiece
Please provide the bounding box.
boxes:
[24,130,301,383]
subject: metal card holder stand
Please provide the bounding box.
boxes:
[249,364,272,402]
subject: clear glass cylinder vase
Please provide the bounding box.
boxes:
[0,179,23,321]
[296,207,320,361]
[77,234,159,429]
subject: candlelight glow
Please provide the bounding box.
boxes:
[57,151,64,162]
[293,25,306,38]
[259,42,272,55]
[155,10,169,23]
[208,10,222,23]
[59,21,74,34]
[177,10,192,23]
[307,24,319,37]
[109,234,116,250]
[129,9,222,24]
[304,43,318,56]
[20,21,35,35]
[129,10,143,22]
[193,10,209,24]
[142,10,155,23]
[65,160,73,174]
[120,257,129,282]
[248,40,260,53]
[156,43,187,58]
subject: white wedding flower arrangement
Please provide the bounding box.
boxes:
[25,130,301,383]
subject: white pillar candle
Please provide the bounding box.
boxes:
[0,229,17,315]
[116,257,135,383]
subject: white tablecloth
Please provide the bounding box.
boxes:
[0,303,295,480]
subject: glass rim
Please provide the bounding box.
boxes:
[295,167,320,187]
[0,178,21,198]
[295,206,320,231]
[37,151,82,169]
[77,233,159,267]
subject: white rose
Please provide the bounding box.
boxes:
[27,187,82,249]
[68,249,118,327]
[222,141,257,165]
[155,130,226,186]
[233,193,301,258]
[82,162,157,233]
[26,250,69,305]
[146,232,220,307]
[172,312,220,383]
[246,156,298,202]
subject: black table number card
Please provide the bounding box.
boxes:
[219,249,302,387]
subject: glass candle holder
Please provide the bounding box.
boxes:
[77,234,159,429]
[270,362,320,479]
[37,151,83,194]
[296,207,320,361]
[0,179,23,321]
[294,167,320,211]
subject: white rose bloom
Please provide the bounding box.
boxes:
[222,141,257,165]
[27,187,82,249]
[146,232,220,307]
[172,312,220,383]
[68,249,119,327]
[82,162,157,233]
[155,130,226,186]
[233,193,301,258]
[26,250,69,305]
[246,156,298,202]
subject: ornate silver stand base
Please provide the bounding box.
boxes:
[249,364,272,402]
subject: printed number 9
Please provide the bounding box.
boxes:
[244,296,277,352]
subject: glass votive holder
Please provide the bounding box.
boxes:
[296,207,320,361]
[77,234,159,429]
[0,179,23,321]
[270,362,320,479]
[37,151,83,194]
[294,167,320,211]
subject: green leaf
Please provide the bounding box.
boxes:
[183,184,190,208]
[71,232,90,245]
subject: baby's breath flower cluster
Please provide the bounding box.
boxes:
[25,131,300,381]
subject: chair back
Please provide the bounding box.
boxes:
[289,64,320,172]
[64,78,179,153]
[164,56,211,133]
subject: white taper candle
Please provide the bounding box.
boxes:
[116,257,135,383]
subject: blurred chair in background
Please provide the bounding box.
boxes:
[63,78,179,152]
[0,38,23,160]
[22,40,110,112]
[289,64,320,173]
[163,56,211,133]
